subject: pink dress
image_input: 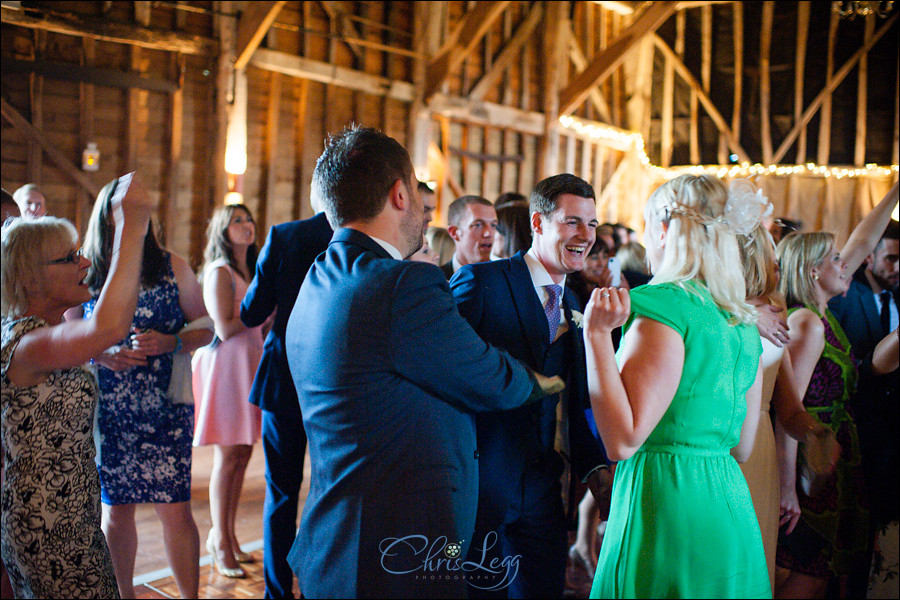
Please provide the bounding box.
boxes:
[192,260,263,446]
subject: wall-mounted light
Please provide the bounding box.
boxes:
[82,141,100,171]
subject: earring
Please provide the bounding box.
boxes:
[813,273,819,281]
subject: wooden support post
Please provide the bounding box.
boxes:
[261,71,282,232]
[538,1,568,179]
[760,1,774,165]
[27,30,45,185]
[77,36,96,231]
[817,10,839,166]
[732,2,743,163]
[293,78,309,221]
[794,1,810,164]
[854,17,874,167]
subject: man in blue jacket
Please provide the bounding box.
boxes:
[285,125,560,598]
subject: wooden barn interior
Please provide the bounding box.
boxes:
[2,1,898,270]
[1,1,899,597]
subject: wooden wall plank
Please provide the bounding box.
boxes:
[732,2,743,161]
[794,1,810,163]
[760,1,773,164]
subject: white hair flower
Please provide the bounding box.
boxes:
[724,179,773,236]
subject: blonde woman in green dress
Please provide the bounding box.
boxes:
[583,174,771,598]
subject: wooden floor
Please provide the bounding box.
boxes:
[131,443,594,599]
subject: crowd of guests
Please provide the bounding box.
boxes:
[1,126,898,600]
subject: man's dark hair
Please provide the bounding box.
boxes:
[875,219,899,252]
[418,181,434,195]
[530,173,595,217]
[447,195,493,228]
[313,125,413,227]
[495,191,527,208]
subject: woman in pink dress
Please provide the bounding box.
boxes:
[192,203,264,578]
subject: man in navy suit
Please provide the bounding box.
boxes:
[450,173,611,598]
[285,125,560,598]
[829,219,898,598]
[240,204,333,598]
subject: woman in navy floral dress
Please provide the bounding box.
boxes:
[72,190,211,599]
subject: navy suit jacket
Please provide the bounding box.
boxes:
[449,253,608,507]
[828,270,899,523]
[241,212,333,415]
[285,228,537,599]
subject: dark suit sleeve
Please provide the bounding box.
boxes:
[448,265,483,328]
[241,225,278,327]
[391,262,536,413]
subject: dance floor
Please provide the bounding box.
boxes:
[131,443,594,598]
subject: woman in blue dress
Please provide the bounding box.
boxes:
[69,185,211,599]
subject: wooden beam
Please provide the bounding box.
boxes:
[233,1,286,70]
[760,1,773,164]
[539,1,569,178]
[651,33,751,162]
[773,12,898,165]
[567,23,613,124]
[794,1,809,163]
[1,96,100,198]
[470,3,542,101]
[77,36,96,232]
[425,1,511,100]
[251,48,415,102]
[27,30,44,186]
[163,52,184,248]
[1,59,179,93]
[261,72,282,230]
[559,1,677,116]
[0,5,217,55]
[854,16,874,167]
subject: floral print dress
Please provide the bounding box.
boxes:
[1,317,119,599]
[83,252,193,504]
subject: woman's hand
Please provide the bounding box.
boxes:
[779,484,802,534]
[751,298,789,347]
[584,287,631,335]
[95,345,148,371]
[129,328,178,356]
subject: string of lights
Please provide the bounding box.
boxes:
[557,115,899,180]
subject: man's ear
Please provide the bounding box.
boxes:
[447,225,461,242]
[388,179,407,211]
[864,252,875,268]
[530,211,543,236]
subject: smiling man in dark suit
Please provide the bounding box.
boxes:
[240,199,333,599]
[450,173,611,599]
[284,125,561,599]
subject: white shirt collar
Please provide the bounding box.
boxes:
[524,249,566,295]
[369,236,403,260]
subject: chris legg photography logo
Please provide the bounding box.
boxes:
[379,532,521,590]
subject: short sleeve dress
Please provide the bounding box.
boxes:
[590,282,771,599]
[192,260,263,446]
[1,317,119,599]
[83,251,193,505]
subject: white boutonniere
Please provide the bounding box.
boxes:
[571,311,584,329]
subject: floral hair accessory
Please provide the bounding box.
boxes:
[724,179,773,236]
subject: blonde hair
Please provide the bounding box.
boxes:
[740,223,782,305]
[617,242,649,275]
[645,174,756,324]
[1,216,78,318]
[426,226,456,266]
[776,231,834,310]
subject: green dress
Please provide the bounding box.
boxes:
[590,282,771,599]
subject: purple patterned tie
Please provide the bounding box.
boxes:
[544,284,562,341]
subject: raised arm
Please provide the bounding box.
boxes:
[872,327,899,375]
[840,182,899,274]
[583,287,684,462]
[10,174,153,382]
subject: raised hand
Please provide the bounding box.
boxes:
[584,287,630,335]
